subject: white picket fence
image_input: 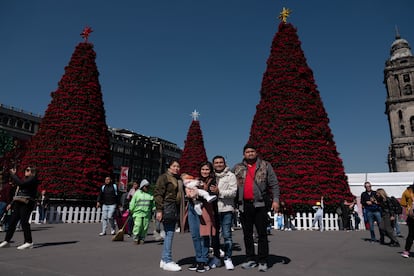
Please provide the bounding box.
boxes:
[30,206,102,224]
[269,212,366,231]
[29,206,369,231]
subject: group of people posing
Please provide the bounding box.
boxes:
[95,143,280,272]
[97,143,280,272]
[149,143,280,272]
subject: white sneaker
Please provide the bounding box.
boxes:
[17,242,33,250]
[111,229,116,235]
[160,260,165,268]
[0,241,10,248]
[205,194,217,203]
[224,258,234,270]
[163,261,182,271]
[99,232,106,236]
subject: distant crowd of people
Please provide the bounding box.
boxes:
[1,143,413,271]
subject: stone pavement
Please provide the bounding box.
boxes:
[0,223,412,276]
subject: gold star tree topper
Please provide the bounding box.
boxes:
[278,7,291,23]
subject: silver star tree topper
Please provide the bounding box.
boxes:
[191,109,200,121]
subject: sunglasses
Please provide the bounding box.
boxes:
[25,168,32,172]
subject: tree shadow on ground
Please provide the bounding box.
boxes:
[34,241,78,248]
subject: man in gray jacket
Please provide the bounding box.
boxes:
[233,144,280,272]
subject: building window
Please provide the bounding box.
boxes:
[403,84,412,95]
[401,124,406,135]
[403,74,410,82]
[411,117,414,132]
[398,110,403,120]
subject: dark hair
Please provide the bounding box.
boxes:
[243,143,257,152]
[167,158,180,168]
[26,166,37,175]
[199,161,214,179]
[212,155,226,165]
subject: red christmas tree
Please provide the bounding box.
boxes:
[0,138,28,182]
[248,9,352,211]
[179,110,208,177]
[20,27,113,200]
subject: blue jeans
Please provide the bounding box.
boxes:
[367,209,383,241]
[394,215,401,235]
[39,206,47,222]
[188,203,210,263]
[312,212,324,231]
[219,211,233,259]
[101,204,116,233]
[161,221,176,263]
[0,201,7,218]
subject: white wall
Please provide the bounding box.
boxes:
[347,171,414,198]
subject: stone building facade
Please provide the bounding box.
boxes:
[385,32,414,172]
[0,104,182,186]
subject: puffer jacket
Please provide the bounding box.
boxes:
[215,167,237,213]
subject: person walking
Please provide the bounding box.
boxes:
[360,181,384,243]
[126,181,139,237]
[154,159,185,272]
[0,166,39,249]
[375,188,400,247]
[129,179,154,244]
[400,184,414,258]
[37,189,49,224]
[210,155,237,270]
[96,176,119,236]
[233,144,280,272]
[0,179,15,232]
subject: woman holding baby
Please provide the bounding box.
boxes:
[182,161,218,272]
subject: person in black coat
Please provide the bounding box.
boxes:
[0,166,39,249]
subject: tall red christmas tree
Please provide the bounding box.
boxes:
[248,9,352,211]
[179,110,208,177]
[20,27,113,200]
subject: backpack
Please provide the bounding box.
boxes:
[102,184,118,196]
[389,196,402,215]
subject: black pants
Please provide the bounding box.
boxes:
[5,201,35,244]
[404,216,414,251]
[239,201,269,264]
[210,209,221,259]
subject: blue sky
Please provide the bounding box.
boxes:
[0,1,413,173]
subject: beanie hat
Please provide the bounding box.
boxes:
[243,143,257,152]
[139,179,150,189]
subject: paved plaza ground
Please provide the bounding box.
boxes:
[0,222,412,276]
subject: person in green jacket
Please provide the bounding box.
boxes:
[129,179,154,244]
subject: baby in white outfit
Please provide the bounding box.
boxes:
[183,178,217,216]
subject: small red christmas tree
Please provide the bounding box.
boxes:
[248,9,352,211]
[20,27,113,200]
[179,110,208,177]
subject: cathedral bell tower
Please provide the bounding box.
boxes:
[385,30,414,171]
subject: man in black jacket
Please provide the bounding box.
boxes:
[97,176,118,236]
[360,181,383,243]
